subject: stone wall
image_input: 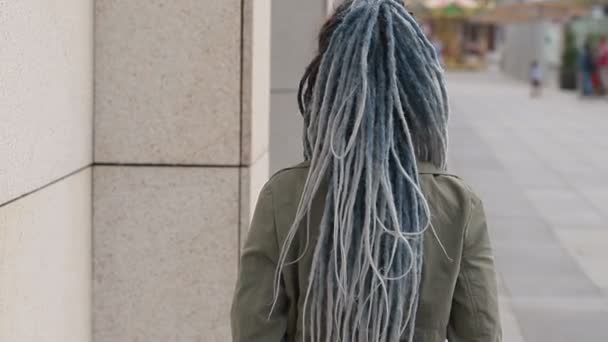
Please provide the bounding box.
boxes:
[0,1,94,341]
[1,0,270,341]
[93,0,270,340]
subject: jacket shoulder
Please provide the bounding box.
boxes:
[418,163,481,206]
[263,161,310,193]
[420,170,483,236]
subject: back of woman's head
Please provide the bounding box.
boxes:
[274,1,449,341]
[299,0,448,168]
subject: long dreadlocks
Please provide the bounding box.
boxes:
[273,1,449,341]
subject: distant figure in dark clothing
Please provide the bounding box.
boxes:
[580,42,596,97]
[530,60,542,98]
[598,36,608,94]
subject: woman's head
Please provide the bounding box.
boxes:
[275,1,448,341]
[298,0,448,168]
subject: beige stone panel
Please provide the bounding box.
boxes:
[241,0,271,164]
[93,166,239,341]
[95,0,241,165]
[0,169,92,342]
[0,0,93,204]
[240,152,270,248]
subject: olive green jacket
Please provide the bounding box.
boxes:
[231,162,501,342]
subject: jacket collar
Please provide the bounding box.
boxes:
[417,162,449,175]
[299,160,448,176]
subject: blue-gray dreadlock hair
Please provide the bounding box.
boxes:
[273,0,449,341]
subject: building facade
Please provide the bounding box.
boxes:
[1,0,270,341]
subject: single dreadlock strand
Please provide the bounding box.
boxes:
[300,199,332,342]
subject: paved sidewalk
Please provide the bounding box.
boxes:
[447,72,608,342]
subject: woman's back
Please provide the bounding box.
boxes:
[232,1,501,340]
[232,161,501,342]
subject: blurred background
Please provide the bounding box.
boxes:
[1,0,607,341]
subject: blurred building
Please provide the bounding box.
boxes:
[483,0,601,86]
[407,0,498,69]
[1,1,270,341]
[500,15,564,87]
[571,7,608,47]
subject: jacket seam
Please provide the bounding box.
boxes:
[462,193,477,256]
[461,197,484,338]
[462,265,483,339]
[267,185,281,262]
[275,161,456,179]
[265,166,309,190]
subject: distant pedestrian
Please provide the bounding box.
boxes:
[530,60,542,98]
[580,42,596,97]
[597,36,608,94]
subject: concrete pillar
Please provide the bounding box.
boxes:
[0,1,94,341]
[93,1,270,341]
